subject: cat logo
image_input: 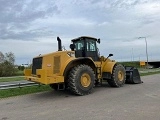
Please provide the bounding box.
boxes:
[47,64,51,67]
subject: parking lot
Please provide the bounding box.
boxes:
[0,74,160,120]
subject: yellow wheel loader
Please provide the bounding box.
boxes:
[24,36,142,95]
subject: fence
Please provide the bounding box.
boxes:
[0,81,39,90]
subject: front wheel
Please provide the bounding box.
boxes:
[68,64,95,96]
[107,64,126,87]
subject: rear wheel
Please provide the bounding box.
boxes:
[68,64,95,95]
[107,64,126,87]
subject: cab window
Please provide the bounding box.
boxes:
[74,40,84,50]
[86,39,96,51]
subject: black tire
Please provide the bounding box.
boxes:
[50,84,58,90]
[68,64,95,96]
[107,64,126,87]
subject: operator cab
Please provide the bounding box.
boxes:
[70,36,100,61]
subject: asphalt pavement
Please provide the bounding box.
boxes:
[0,74,160,120]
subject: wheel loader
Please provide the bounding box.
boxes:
[24,36,142,95]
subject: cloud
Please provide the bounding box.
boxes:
[0,0,60,23]
[0,0,60,41]
[0,0,160,64]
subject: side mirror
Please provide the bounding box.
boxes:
[109,54,113,57]
[97,38,100,44]
[106,53,113,59]
[70,44,75,51]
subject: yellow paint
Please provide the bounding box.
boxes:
[60,57,75,75]
[24,69,31,76]
[94,62,102,79]
[24,68,64,85]
[80,73,91,87]
[24,50,117,85]
[118,71,124,81]
[101,58,116,74]
[140,61,146,66]
[24,51,73,84]
[103,62,116,73]
[94,58,116,79]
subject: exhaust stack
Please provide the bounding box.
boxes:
[57,37,62,51]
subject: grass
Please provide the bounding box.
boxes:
[119,61,140,68]
[0,76,24,82]
[140,71,160,76]
[0,85,51,98]
[0,70,24,82]
[119,61,160,76]
[14,70,24,76]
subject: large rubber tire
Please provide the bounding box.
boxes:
[107,64,126,87]
[68,64,95,96]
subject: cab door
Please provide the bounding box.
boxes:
[85,39,99,61]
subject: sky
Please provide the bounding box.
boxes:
[0,0,160,65]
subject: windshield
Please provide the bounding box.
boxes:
[86,39,96,51]
[73,38,97,51]
[74,39,84,50]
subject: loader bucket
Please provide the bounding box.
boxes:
[125,66,142,84]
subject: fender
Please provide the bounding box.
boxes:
[62,57,96,78]
[102,61,116,74]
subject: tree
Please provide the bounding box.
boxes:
[5,52,15,65]
[0,51,16,77]
[0,51,4,63]
[18,66,25,71]
[0,51,4,76]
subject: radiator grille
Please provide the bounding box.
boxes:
[54,56,60,74]
[32,57,42,75]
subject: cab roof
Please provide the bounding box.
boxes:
[71,36,98,42]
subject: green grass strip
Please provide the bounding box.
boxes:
[140,71,160,76]
[0,85,51,98]
[0,76,24,82]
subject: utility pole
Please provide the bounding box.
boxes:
[138,37,149,69]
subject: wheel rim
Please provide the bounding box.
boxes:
[118,71,124,81]
[80,73,91,87]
